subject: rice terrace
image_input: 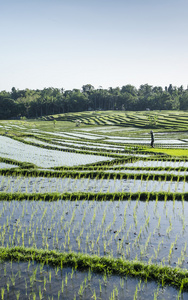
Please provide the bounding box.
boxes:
[1,109,188,299]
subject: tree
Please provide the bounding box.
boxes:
[82,84,94,93]
[179,91,188,110]
[167,84,173,95]
[121,84,137,96]
[0,96,18,119]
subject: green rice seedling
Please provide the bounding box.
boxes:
[77,237,81,251]
[144,232,151,253]
[112,210,116,225]
[87,268,92,282]
[133,209,138,228]
[25,278,27,296]
[168,240,176,263]
[91,207,97,224]
[43,276,47,291]
[139,245,145,259]
[10,273,16,286]
[1,288,5,300]
[22,232,24,247]
[133,286,138,300]
[103,240,107,253]
[39,286,43,300]
[101,208,107,226]
[103,272,108,286]
[55,266,59,276]
[65,272,68,286]
[6,280,10,293]
[49,270,51,283]
[166,220,172,237]
[92,289,97,300]
[126,224,133,241]
[32,293,36,300]
[16,291,20,300]
[120,277,124,289]
[78,281,84,296]
[184,242,187,254]
[96,233,100,244]
[145,215,150,231]
[3,264,6,277]
[61,280,64,293]
[134,226,142,246]
[70,268,74,280]
[153,284,160,300]
[157,216,161,231]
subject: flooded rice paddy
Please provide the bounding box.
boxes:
[1,125,188,299]
[0,260,185,300]
[0,176,187,193]
[0,200,187,268]
[0,136,114,168]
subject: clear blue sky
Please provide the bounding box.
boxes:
[1,0,188,91]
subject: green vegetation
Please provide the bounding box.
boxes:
[0,111,188,298]
[1,246,188,291]
[142,147,188,157]
[0,83,188,119]
[0,191,188,201]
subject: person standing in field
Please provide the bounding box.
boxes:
[150,130,154,147]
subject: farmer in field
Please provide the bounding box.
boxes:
[150,130,154,148]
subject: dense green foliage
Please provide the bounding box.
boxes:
[1,83,188,119]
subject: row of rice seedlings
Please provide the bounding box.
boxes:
[0,135,119,169]
[2,190,188,203]
[1,173,188,194]
[9,130,188,162]
[2,155,187,180]
[1,247,188,296]
[19,136,125,157]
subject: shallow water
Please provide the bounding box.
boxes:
[0,200,187,268]
[0,162,18,169]
[105,138,186,144]
[105,169,188,176]
[125,160,188,168]
[0,135,114,168]
[0,176,187,193]
[0,261,185,300]
[24,137,125,151]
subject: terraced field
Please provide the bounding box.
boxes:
[0,110,188,299]
[42,110,188,132]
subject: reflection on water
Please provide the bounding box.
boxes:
[0,261,186,300]
[0,176,187,193]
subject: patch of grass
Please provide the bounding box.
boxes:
[1,246,188,291]
[142,148,188,157]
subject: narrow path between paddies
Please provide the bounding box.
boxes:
[0,176,187,193]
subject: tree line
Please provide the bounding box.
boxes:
[0,84,188,119]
